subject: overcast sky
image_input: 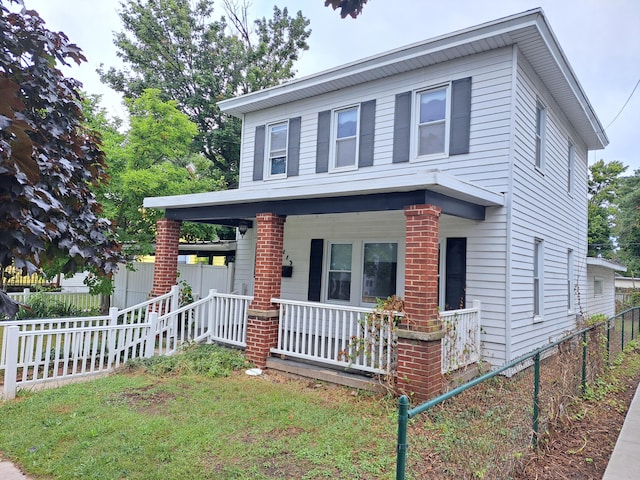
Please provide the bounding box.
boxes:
[25,0,640,172]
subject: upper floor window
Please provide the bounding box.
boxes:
[266,122,288,178]
[567,141,575,194]
[333,106,359,169]
[535,102,547,169]
[416,87,448,157]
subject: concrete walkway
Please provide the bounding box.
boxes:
[602,383,640,479]
[0,460,30,479]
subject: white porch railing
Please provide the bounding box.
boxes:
[271,298,397,375]
[441,300,481,374]
[155,289,252,355]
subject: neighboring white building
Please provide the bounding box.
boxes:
[584,258,626,318]
[145,9,609,369]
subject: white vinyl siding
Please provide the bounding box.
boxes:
[585,265,617,318]
[238,48,513,193]
[509,53,589,359]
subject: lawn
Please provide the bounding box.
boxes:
[0,347,400,480]
[1,341,639,479]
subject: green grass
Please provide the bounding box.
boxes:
[0,346,399,480]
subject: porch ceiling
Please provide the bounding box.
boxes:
[144,170,504,223]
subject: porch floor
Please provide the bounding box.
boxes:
[265,357,387,393]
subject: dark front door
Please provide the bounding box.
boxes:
[445,237,467,310]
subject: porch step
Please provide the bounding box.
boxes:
[266,357,386,393]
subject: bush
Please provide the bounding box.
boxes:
[127,344,250,378]
[14,292,82,319]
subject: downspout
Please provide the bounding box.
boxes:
[504,45,519,363]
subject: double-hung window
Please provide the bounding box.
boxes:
[333,106,359,169]
[535,102,546,169]
[266,122,288,178]
[327,243,353,301]
[567,249,574,312]
[533,238,544,320]
[417,87,448,157]
[567,141,575,194]
[326,242,398,304]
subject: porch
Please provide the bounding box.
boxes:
[144,170,501,400]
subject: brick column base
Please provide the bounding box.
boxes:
[396,330,444,402]
[245,311,279,368]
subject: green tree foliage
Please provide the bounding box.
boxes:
[0,1,121,316]
[617,171,640,275]
[86,90,225,257]
[587,159,627,258]
[98,0,311,187]
[324,0,368,18]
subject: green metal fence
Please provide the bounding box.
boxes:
[396,306,640,480]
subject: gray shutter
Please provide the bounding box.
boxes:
[316,110,331,173]
[287,117,301,177]
[449,77,472,155]
[358,99,376,168]
[392,91,412,163]
[253,125,265,181]
[445,237,467,310]
[308,239,324,301]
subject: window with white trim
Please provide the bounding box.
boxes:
[333,106,359,169]
[327,243,352,301]
[266,121,288,178]
[416,86,449,157]
[361,243,398,304]
[567,249,575,312]
[535,102,546,169]
[326,241,398,305]
[534,238,544,319]
[567,141,575,194]
[594,276,604,296]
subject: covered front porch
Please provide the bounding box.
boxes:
[144,170,503,401]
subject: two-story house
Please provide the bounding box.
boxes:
[144,9,608,400]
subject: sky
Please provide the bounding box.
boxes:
[24,0,640,172]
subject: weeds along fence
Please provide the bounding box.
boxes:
[395,305,640,480]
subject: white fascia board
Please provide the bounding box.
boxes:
[586,257,627,272]
[143,170,505,210]
[218,10,543,116]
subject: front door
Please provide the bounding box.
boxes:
[444,237,466,310]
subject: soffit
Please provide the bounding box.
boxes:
[219,9,607,150]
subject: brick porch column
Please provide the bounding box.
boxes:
[396,204,444,402]
[151,218,181,297]
[246,213,286,368]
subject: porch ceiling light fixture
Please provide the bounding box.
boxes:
[237,220,249,237]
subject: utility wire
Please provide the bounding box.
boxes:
[605,78,640,130]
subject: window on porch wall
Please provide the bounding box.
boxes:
[326,242,398,305]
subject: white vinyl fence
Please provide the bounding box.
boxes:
[1,286,179,400]
[112,262,234,309]
[8,289,101,312]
